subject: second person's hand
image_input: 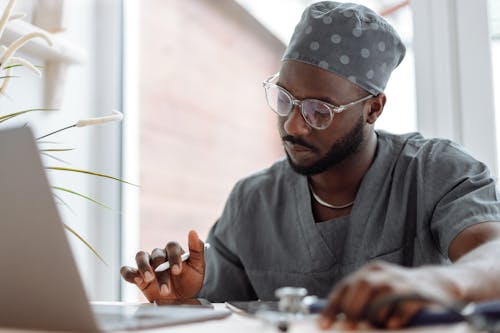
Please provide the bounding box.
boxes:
[319,261,459,330]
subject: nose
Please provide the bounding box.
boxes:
[283,105,311,136]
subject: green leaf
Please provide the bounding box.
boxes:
[53,192,76,215]
[2,64,43,70]
[52,186,112,210]
[0,108,58,123]
[40,148,75,152]
[63,223,108,266]
[40,152,70,164]
[47,166,139,187]
[2,64,23,69]
[37,140,63,145]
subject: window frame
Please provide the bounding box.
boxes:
[412,0,498,176]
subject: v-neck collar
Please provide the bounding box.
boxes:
[291,131,402,271]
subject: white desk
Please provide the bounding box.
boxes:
[136,308,475,333]
[0,304,477,333]
[140,304,475,333]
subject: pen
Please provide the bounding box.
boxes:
[154,243,210,273]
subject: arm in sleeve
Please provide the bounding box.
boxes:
[197,221,257,302]
[425,141,500,257]
[197,180,258,302]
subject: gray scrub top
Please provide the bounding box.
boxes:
[198,131,500,302]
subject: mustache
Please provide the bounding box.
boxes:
[281,135,318,151]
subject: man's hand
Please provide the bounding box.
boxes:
[319,261,459,330]
[120,230,206,303]
[319,223,500,330]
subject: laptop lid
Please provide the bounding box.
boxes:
[0,127,100,332]
[0,127,232,332]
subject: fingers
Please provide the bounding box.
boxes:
[135,250,155,285]
[188,230,204,252]
[324,289,426,330]
[150,248,170,296]
[120,264,152,291]
[341,278,377,322]
[321,284,395,330]
[156,273,171,297]
[120,265,140,284]
[165,241,184,276]
[365,289,399,328]
[121,231,205,303]
[319,262,427,330]
[369,293,430,328]
[150,248,167,269]
[186,230,205,273]
[319,283,347,329]
[385,301,423,329]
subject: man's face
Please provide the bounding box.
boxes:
[277,61,370,175]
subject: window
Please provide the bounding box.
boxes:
[122,0,285,301]
[0,0,124,300]
[490,0,500,169]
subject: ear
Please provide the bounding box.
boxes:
[365,93,386,124]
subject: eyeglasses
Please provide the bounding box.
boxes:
[262,73,373,130]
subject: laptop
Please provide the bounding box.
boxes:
[0,127,230,331]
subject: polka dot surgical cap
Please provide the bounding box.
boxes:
[282,1,406,95]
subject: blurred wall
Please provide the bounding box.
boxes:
[139,0,285,251]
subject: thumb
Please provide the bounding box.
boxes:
[187,230,205,269]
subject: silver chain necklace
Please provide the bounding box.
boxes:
[308,184,354,209]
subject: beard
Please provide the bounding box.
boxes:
[284,115,365,175]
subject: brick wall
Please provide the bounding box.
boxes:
[140,0,285,252]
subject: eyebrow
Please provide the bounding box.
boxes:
[311,95,341,106]
[277,82,341,106]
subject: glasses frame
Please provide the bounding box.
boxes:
[262,73,374,130]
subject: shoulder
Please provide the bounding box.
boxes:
[378,130,451,153]
[230,159,297,200]
[215,159,298,233]
[377,130,484,169]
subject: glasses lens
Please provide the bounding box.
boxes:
[265,85,292,116]
[302,100,333,129]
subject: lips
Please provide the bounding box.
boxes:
[285,141,312,153]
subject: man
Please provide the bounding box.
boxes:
[121,1,500,329]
